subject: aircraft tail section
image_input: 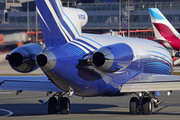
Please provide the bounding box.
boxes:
[35,0,88,48]
[149,8,180,41]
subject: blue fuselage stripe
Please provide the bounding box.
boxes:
[71,41,92,52]
[148,51,172,61]
[76,39,98,50]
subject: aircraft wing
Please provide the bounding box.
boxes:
[120,73,180,92]
[0,76,64,92]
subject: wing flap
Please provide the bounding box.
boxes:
[120,73,180,92]
[0,76,64,92]
[121,82,180,92]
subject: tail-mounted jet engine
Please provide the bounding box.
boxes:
[36,50,57,71]
[91,43,134,73]
[5,43,43,73]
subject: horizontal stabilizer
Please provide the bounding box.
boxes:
[0,76,63,92]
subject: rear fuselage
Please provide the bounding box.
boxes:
[38,34,172,97]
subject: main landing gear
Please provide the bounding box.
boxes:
[129,92,161,115]
[47,92,70,114]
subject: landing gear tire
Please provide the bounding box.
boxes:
[60,97,70,114]
[129,97,139,115]
[142,97,152,115]
[48,97,58,114]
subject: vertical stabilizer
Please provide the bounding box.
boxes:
[149,8,180,40]
[35,0,87,48]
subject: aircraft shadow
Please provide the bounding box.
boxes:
[152,103,180,115]
[70,104,129,114]
[0,103,129,116]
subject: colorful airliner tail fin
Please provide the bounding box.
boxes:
[149,8,180,41]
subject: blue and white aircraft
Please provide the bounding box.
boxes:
[1,0,180,115]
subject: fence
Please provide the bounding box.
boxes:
[119,30,154,38]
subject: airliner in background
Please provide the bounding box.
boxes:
[149,8,180,50]
[149,8,180,65]
[1,0,180,115]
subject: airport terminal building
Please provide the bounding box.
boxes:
[0,0,180,33]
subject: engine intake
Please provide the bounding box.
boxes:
[91,43,134,73]
[6,43,43,73]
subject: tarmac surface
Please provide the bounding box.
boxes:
[0,91,180,120]
[0,59,180,119]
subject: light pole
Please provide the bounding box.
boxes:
[119,0,121,32]
[27,0,29,32]
[36,7,38,42]
[128,0,130,37]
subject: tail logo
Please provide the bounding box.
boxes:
[78,14,86,20]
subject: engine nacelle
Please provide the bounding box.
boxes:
[6,43,43,73]
[36,50,57,71]
[91,43,134,73]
